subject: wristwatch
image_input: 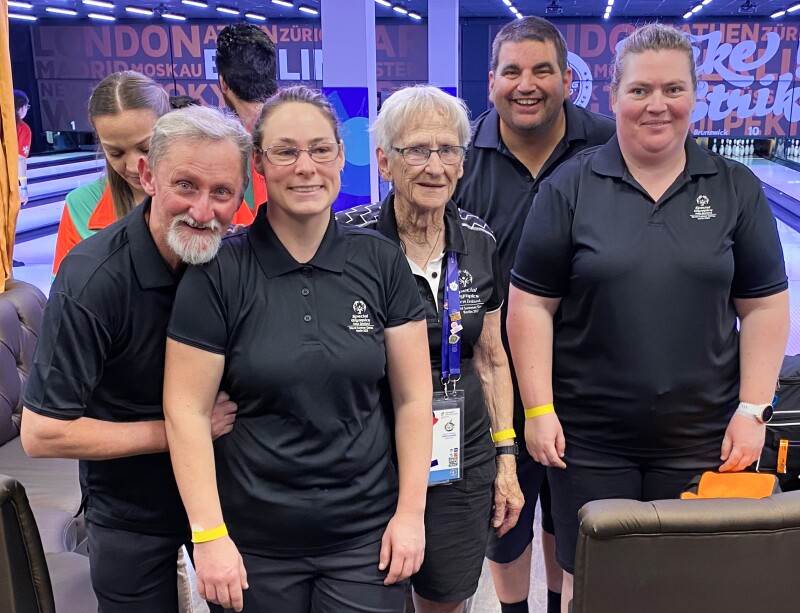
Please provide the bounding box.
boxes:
[735,401,774,424]
[495,442,518,458]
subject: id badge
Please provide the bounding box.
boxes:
[429,390,465,486]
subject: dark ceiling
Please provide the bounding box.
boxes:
[6,0,800,22]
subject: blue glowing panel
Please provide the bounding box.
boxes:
[323,87,373,211]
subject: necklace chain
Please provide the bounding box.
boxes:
[420,225,443,271]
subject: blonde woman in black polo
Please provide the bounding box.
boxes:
[508,24,788,611]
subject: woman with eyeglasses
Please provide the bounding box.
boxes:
[162,85,432,613]
[338,85,523,613]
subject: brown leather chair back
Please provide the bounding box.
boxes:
[572,490,800,613]
[0,475,56,613]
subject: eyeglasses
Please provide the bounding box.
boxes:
[392,145,467,166]
[258,142,342,166]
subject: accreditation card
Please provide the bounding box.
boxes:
[429,390,464,486]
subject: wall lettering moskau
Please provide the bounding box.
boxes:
[31,22,427,130]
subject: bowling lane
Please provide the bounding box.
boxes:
[741,157,800,202]
[12,233,56,298]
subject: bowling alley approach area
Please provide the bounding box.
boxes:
[8,4,800,613]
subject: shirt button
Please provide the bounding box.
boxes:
[301,288,310,296]
[525,175,532,182]
[427,294,434,302]
[303,314,312,322]
[431,271,438,278]
[301,267,311,276]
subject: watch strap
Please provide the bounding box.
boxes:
[495,443,518,457]
[736,402,772,424]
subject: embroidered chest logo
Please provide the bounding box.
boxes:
[690,195,717,220]
[349,300,374,333]
[458,268,485,316]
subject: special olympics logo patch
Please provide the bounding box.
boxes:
[353,300,367,314]
[568,52,593,109]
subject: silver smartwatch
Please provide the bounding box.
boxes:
[734,401,774,424]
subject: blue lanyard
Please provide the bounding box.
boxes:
[441,252,461,391]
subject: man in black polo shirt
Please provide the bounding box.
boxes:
[21,105,251,612]
[453,16,615,613]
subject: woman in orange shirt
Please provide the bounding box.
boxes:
[53,71,171,275]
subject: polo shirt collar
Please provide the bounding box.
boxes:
[472,100,589,152]
[248,205,346,278]
[591,134,720,178]
[472,108,503,150]
[128,198,179,289]
[377,192,468,255]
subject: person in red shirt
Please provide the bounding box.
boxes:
[14,90,31,205]
[52,71,172,275]
[14,90,31,158]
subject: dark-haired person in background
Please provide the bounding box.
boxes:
[215,23,278,224]
[14,89,31,205]
[453,16,615,613]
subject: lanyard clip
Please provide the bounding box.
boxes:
[441,375,460,398]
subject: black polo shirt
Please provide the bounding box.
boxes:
[511,135,788,459]
[24,200,188,536]
[454,101,615,293]
[337,194,504,470]
[453,100,615,459]
[167,206,424,558]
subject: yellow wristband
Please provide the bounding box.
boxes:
[491,428,516,443]
[191,523,228,544]
[525,404,555,419]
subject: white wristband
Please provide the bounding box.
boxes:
[734,408,760,423]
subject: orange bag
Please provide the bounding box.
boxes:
[680,471,781,500]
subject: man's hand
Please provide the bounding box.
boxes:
[492,455,524,537]
[525,412,566,468]
[378,510,425,585]
[720,412,766,472]
[194,536,248,612]
[210,391,236,440]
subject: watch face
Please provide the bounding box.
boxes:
[762,405,774,423]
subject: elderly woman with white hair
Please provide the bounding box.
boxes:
[338,85,524,613]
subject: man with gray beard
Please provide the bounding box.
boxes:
[21,105,250,612]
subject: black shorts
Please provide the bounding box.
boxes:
[485,453,553,564]
[209,538,406,613]
[87,520,189,612]
[411,458,495,602]
[547,443,721,574]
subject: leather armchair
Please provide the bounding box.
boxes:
[0,474,55,613]
[572,491,800,613]
[0,279,45,446]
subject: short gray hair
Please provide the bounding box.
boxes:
[372,85,471,154]
[148,105,252,192]
[611,23,697,97]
